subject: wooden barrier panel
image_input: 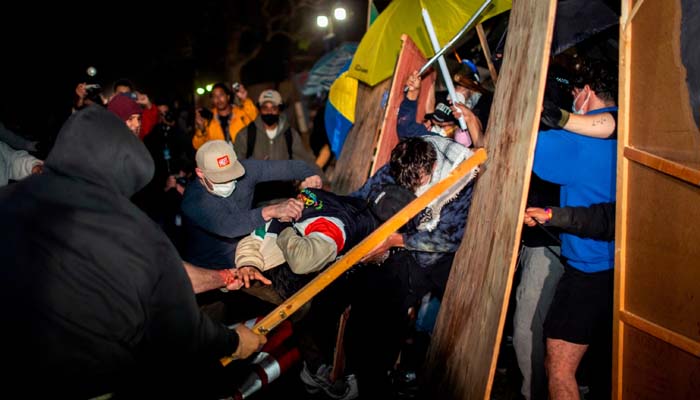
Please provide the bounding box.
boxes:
[370,35,436,176]
[331,79,391,195]
[615,0,700,398]
[423,0,557,398]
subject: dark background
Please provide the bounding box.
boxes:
[1,0,391,148]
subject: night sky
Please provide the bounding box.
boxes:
[2,0,384,150]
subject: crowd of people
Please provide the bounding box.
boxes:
[0,32,618,399]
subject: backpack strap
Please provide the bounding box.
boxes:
[284,127,293,159]
[246,123,257,159]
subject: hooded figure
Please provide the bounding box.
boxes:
[0,106,239,398]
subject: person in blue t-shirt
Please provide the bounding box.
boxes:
[532,59,618,400]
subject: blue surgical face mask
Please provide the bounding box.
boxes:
[571,89,590,115]
[211,180,236,198]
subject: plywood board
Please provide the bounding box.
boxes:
[422,0,558,398]
[628,0,700,164]
[621,325,700,400]
[331,79,392,195]
[370,34,436,176]
[616,0,700,397]
[624,162,700,342]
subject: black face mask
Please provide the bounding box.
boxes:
[261,114,279,126]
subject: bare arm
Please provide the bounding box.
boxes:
[563,112,616,138]
[183,261,242,293]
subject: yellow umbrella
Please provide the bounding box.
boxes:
[348,0,512,86]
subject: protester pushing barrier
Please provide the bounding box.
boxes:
[220,147,487,366]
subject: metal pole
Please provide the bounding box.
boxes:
[422,8,467,130]
[418,0,493,76]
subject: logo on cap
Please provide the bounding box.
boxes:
[217,155,230,168]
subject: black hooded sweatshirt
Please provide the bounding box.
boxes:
[0,106,238,398]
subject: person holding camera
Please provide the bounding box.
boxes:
[193,82,257,150]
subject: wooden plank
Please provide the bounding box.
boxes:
[476,23,498,83]
[331,79,391,195]
[423,0,557,398]
[624,146,700,186]
[620,311,700,357]
[614,2,634,398]
[220,149,487,366]
[370,34,436,176]
[623,162,700,342]
[616,0,700,396]
[627,0,700,164]
[621,325,700,400]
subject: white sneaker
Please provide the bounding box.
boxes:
[323,374,358,400]
[299,362,333,394]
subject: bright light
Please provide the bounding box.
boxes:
[317,15,329,28]
[196,87,205,95]
[334,7,346,21]
[205,84,214,92]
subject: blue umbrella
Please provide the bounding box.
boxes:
[302,42,358,96]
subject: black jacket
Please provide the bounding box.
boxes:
[549,202,616,242]
[0,106,237,397]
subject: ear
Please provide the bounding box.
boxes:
[195,167,205,179]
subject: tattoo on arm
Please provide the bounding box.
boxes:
[591,116,607,127]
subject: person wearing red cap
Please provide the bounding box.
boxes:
[107,93,143,136]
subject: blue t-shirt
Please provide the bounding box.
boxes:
[533,107,618,272]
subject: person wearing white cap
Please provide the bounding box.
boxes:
[234,89,322,204]
[181,140,322,271]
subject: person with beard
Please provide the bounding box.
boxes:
[0,106,265,398]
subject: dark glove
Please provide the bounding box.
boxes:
[540,99,570,129]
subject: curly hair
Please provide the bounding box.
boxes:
[211,82,233,98]
[389,137,437,192]
[573,59,618,103]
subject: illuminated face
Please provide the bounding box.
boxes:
[126,114,141,136]
[211,88,231,111]
[260,102,279,115]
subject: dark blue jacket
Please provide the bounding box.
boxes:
[181,159,316,269]
[351,165,474,269]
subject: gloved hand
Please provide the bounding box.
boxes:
[540,99,570,129]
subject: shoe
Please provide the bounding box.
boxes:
[299,362,333,394]
[323,374,358,400]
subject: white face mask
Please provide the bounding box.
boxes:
[571,90,590,115]
[430,125,445,135]
[210,180,236,197]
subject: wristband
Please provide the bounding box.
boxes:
[218,269,238,286]
[544,208,553,222]
[558,109,570,128]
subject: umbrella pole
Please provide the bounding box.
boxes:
[422,8,468,130]
[417,0,493,76]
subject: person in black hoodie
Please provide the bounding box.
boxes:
[0,106,265,398]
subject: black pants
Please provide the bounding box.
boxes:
[344,250,455,395]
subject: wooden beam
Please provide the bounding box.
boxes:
[620,310,700,357]
[476,23,498,83]
[624,146,700,186]
[220,149,487,366]
[423,0,558,398]
[331,79,392,195]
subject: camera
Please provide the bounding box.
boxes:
[232,82,241,92]
[199,108,213,120]
[176,176,188,186]
[84,83,103,104]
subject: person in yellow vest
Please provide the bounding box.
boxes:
[193,82,258,149]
